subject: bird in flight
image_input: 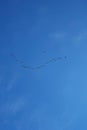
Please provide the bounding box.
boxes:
[10,53,67,70]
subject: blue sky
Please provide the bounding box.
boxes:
[0,0,87,129]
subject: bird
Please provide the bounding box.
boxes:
[10,52,67,70]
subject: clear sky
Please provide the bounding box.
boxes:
[0,0,87,129]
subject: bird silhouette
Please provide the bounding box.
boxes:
[10,53,67,70]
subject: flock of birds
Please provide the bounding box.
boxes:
[10,52,67,71]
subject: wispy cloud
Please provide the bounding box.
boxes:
[8,98,25,113]
[59,112,78,130]
[1,97,26,115]
[29,105,78,130]
[7,71,19,91]
[49,32,67,40]
[73,31,87,45]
